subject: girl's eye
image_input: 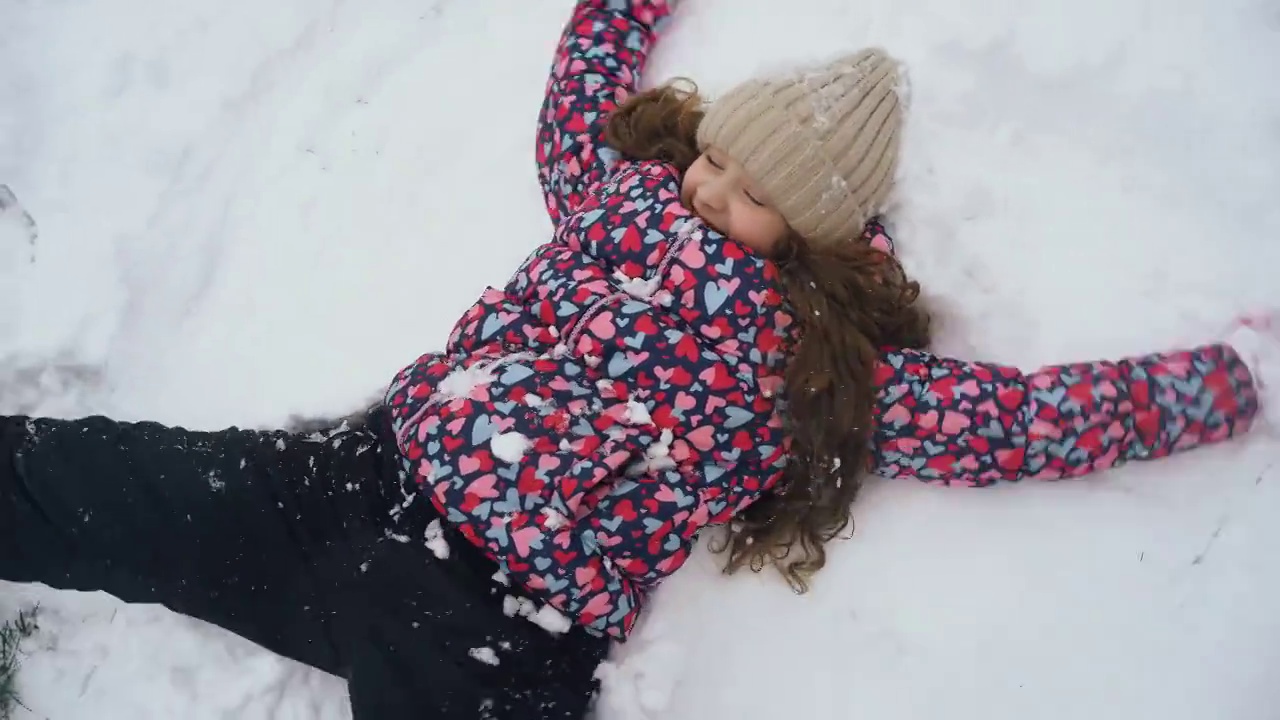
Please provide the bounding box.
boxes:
[744,191,765,207]
[706,155,723,170]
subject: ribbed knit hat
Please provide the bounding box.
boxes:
[696,48,904,248]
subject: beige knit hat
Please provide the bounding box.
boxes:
[696,48,904,248]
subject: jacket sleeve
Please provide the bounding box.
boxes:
[871,342,1258,485]
[536,0,676,226]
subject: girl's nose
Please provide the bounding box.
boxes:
[699,178,728,211]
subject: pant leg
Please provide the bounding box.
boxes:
[1,409,611,717]
[0,411,389,675]
[337,417,612,720]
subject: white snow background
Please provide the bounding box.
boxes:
[3,0,1279,717]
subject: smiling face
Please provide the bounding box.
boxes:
[680,146,791,258]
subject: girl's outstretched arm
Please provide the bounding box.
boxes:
[536,0,677,226]
[871,342,1259,485]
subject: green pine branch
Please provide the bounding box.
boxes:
[0,606,39,720]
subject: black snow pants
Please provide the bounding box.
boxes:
[0,407,609,719]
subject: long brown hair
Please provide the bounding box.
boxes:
[605,81,931,591]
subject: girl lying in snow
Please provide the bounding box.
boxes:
[3,1,1278,718]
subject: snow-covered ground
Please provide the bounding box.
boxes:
[3,0,1279,717]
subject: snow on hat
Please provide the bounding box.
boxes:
[696,48,905,248]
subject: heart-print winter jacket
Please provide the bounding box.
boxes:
[385,0,1259,640]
